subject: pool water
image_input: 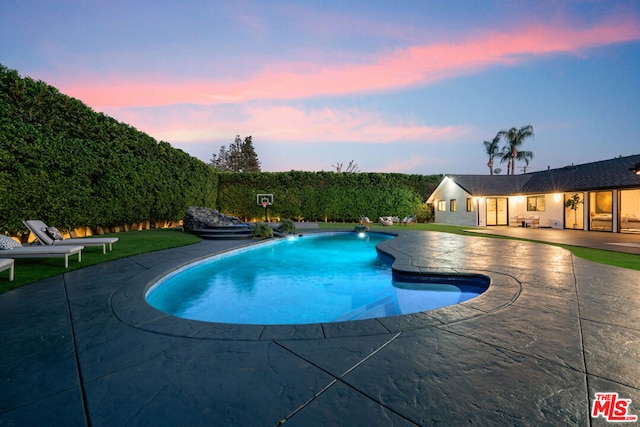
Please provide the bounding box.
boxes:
[146,232,486,325]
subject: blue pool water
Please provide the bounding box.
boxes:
[146,232,486,325]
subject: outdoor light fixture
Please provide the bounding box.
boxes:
[630,162,640,175]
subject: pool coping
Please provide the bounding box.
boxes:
[111,230,522,340]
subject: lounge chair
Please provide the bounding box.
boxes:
[23,220,118,254]
[0,258,14,281]
[360,216,374,225]
[379,217,393,226]
[401,215,416,226]
[0,241,83,268]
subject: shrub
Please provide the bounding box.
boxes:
[276,219,296,234]
[251,223,273,238]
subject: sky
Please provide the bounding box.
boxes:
[2,0,640,175]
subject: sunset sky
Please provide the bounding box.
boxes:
[3,0,640,174]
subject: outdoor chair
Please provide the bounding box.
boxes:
[23,220,118,254]
[0,234,83,268]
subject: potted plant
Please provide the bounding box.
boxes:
[565,193,583,228]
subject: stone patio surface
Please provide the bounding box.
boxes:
[1,229,639,426]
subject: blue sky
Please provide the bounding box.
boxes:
[2,0,639,174]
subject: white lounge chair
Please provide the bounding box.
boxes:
[360,216,374,225]
[379,217,393,226]
[401,215,416,226]
[0,258,14,281]
[0,245,83,268]
[23,220,118,254]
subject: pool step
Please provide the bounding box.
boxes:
[333,295,396,322]
[189,225,252,239]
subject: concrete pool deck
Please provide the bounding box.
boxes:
[1,229,639,425]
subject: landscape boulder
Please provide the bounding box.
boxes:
[183,206,244,231]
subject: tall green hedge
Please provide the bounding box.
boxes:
[1,64,441,235]
[215,171,441,222]
[0,65,217,235]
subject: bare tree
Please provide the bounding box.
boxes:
[332,160,360,173]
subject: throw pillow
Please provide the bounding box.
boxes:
[45,227,64,240]
[0,235,22,250]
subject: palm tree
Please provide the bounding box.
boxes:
[499,145,512,175]
[483,133,502,175]
[514,150,534,173]
[498,125,534,175]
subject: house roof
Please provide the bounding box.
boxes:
[445,175,530,196]
[431,154,640,198]
[524,154,640,192]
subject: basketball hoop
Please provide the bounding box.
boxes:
[256,194,274,222]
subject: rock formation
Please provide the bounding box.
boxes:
[183,206,244,231]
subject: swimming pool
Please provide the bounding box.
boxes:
[146,232,487,325]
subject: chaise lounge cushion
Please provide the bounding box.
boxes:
[0,235,22,250]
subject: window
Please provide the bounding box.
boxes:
[450,199,457,212]
[527,195,545,211]
[437,200,446,211]
[466,198,474,212]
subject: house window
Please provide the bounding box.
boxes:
[450,199,457,212]
[466,198,474,212]
[527,196,545,211]
[437,200,446,211]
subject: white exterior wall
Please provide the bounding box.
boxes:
[507,193,565,228]
[430,178,477,226]
[431,188,568,228]
[428,176,639,232]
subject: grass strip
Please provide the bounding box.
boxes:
[0,228,200,293]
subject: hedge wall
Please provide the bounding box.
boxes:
[0,65,217,235]
[0,64,441,235]
[215,171,441,222]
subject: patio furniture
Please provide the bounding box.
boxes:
[510,215,525,226]
[401,215,416,226]
[360,216,374,225]
[379,217,394,226]
[524,215,540,228]
[0,245,83,268]
[0,258,14,281]
[23,220,118,254]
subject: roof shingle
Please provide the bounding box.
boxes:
[446,154,640,196]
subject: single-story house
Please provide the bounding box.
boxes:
[426,154,640,233]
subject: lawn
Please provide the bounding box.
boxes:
[1,222,638,293]
[0,228,201,294]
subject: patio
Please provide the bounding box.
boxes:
[1,229,639,425]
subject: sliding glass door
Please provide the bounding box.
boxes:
[486,197,508,226]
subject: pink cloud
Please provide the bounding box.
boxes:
[109,105,471,145]
[377,156,428,173]
[59,16,640,109]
